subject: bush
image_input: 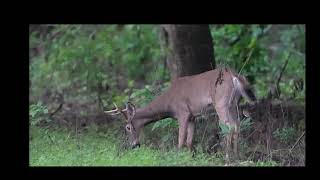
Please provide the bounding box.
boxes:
[240,117,253,132]
[29,102,50,126]
[273,127,297,145]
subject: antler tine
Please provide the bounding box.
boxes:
[104,109,118,113]
[104,102,120,114]
[121,107,128,112]
[104,102,128,115]
[113,102,118,110]
[116,102,128,112]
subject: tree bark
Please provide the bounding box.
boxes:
[161,25,215,80]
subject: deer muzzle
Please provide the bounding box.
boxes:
[132,143,141,149]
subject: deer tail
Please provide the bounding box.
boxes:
[232,75,256,103]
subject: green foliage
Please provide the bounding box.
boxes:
[152,118,178,131]
[150,118,178,146]
[127,85,155,106]
[30,25,166,105]
[218,122,234,137]
[273,127,297,144]
[218,117,253,138]
[240,117,253,132]
[30,24,305,107]
[210,25,305,100]
[30,125,278,166]
[29,102,50,126]
[210,25,266,71]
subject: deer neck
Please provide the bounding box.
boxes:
[133,97,171,128]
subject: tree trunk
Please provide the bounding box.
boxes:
[160,25,215,80]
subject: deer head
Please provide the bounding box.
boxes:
[105,102,141,148]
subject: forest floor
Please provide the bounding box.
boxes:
[30,125,279,166]
[30,97,305,166]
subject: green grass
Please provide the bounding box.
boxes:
[29,125,278,166]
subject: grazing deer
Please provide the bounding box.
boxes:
[105,67,256,161]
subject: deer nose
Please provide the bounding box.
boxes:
[132,143,140,149]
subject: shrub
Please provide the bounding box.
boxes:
[273,127,297,144]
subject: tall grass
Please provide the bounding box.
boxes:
[29,125,278,166]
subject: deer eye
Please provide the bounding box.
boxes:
[125,124,132,132]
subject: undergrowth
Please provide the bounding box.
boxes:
[29,125,278,166]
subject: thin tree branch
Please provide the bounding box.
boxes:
[276,53,291,93]
[290,131,305,152]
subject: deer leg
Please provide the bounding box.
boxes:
[178,116,189,149]
[226,126,233,162]
[186,117,195,150]
[215,105,234,162]
[228,104,240,160]
[232,123,240,159]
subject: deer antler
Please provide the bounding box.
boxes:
[104,102,128,122]
[104,102,127,115]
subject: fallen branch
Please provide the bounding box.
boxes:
[276,53,291,93]
[244,122,264,141]
[290,131,305,152]
[49,103,63,117]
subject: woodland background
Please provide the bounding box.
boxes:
[29,24,305,166]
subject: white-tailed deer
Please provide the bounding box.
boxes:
[105,67,256,160]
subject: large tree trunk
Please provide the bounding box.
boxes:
[161,25,215,80]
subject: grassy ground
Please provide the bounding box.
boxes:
[29,125,278,166]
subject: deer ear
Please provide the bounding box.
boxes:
[126,102,136,120]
